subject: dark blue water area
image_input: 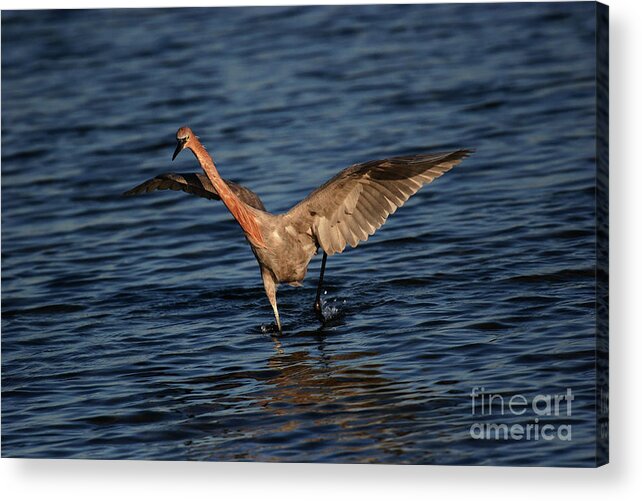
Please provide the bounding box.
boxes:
[2,3,599,465]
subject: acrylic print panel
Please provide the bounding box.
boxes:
[1,2,608,466]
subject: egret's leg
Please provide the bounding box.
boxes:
[314,252,328,320]
[261,267,282,332]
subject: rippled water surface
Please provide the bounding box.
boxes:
[2,3,600,465]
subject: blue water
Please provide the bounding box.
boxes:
[2,3,600,465]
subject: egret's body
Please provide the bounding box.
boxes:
[125,127,472,331]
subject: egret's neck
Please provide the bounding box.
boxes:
[189,140,220,181]
[188,140,266,248]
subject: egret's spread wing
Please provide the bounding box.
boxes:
[289,150,472,255]
[123,172,266,211]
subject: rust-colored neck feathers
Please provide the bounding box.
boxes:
[188,139,266,248]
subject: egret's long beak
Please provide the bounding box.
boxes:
[172,140,186,161]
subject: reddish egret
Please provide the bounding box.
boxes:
[125,127,471,331]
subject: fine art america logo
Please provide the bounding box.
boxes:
[470,387,574,441]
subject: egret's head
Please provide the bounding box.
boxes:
[172,126,194,160]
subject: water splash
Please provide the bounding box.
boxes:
[260,323,280,334]
[319,291,347,322]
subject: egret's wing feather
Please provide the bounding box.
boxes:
[289,149,472,255]
[123,172,266,211]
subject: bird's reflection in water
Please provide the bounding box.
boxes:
[183,330,424,462]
